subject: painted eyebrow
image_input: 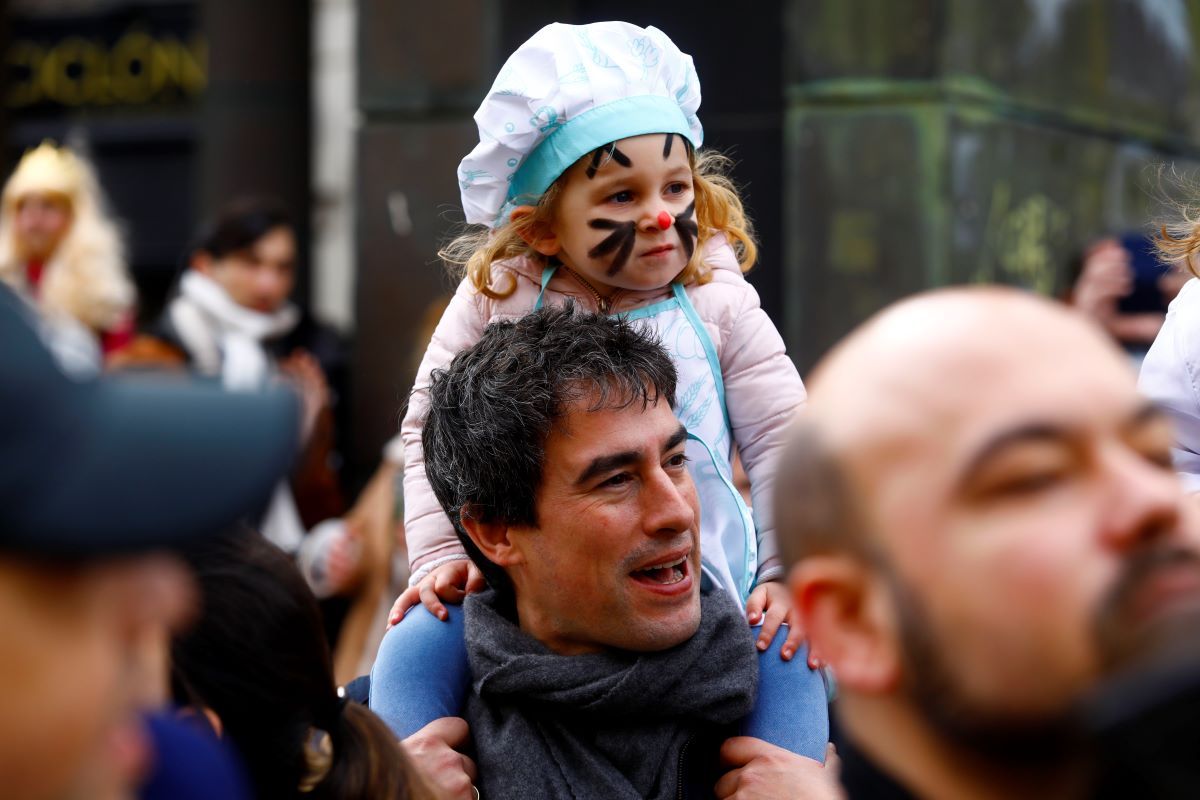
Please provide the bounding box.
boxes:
[575,423,689,486]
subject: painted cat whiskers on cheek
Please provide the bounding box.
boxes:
[588,218,638,276]
[674,200,698,262]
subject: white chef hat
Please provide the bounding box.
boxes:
[457,21,703,228]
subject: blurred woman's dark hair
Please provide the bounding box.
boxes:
[170,527,432,800]
[193,197,292,259]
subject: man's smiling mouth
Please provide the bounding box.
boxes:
[631,554,689,585]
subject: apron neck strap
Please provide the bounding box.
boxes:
[534,265,557,311]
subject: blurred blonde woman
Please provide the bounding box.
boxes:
[0,141,135,372]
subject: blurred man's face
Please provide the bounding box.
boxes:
[498,395,703,654]
[0,555,193,800]
[14,193,72,263]
[197,225,296,314]
[825,301,1200,752]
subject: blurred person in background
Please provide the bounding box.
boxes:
[776,287,1200,799]
[1140,205,1200,495]
[330,296,453,686]
[1065,233,1186,370]
[170,527,434,800]
[0,281,298,800]
[117,197,362,610]
[0,140,136,374]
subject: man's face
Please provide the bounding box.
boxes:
[197,225,296,314]
[503,394,702,654]
[824,301,1200,747]
[0,555,193,800]
[14,192,72,262]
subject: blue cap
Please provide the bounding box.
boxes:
[0,284,299,558]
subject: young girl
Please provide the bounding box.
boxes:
[372,21,823,758]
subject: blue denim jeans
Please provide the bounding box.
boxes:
[370,605,829,762]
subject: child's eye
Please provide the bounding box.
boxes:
[665,182,688,196]
[607,190,634,204]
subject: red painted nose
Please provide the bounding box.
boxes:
[656,211,673,230]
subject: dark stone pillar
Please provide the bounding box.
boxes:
[198,0,311,300]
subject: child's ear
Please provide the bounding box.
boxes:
[509,205,561,257]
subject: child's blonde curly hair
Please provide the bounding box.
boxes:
[440,147,757,300]
[1152,167,1200,278]
[1158,216,1200,279]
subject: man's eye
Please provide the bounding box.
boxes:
[666,453,689,469]
[608,190,633,204]
[601,472,633,488]
[991,471,1065,496]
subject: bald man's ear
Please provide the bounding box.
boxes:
[509,205,561,257]
[459,507,522,569]
[789,556,901,693]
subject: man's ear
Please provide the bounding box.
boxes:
[789,556,901,694]
[509,205,561,257]
[459,506,522,568]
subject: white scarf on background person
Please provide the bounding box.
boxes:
[170,269,306,552]
[170,270,300,390]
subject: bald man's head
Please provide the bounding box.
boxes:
[778,286,1138,566]
[779,286,1200,765]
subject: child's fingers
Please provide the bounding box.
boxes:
[419,582,450,621]
[465,562,486,593]
[744,586,767,625]
[781,610,806,661]
[386,586,420,628]
[432,569,467,605]
[756,601,788,652]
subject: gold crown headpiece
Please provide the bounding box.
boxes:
[3,141,86,206]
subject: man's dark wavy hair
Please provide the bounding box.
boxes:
[422,302,677,597]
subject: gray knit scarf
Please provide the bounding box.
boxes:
[463,587,758,800]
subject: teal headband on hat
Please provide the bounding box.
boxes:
[501,95,695,223]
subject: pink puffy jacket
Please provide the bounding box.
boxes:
[402,236,807,583]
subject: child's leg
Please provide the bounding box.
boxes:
[740,623,830,762]
[369,604,470,739]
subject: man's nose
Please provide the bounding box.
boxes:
[1098,444,1186,552]
[642,466,697,536]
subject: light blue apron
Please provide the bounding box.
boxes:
[536,267,758,605]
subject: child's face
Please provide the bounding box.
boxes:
[546,133,697,296]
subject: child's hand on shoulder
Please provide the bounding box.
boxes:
[387,559,485,628]
[745,580,809,664]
